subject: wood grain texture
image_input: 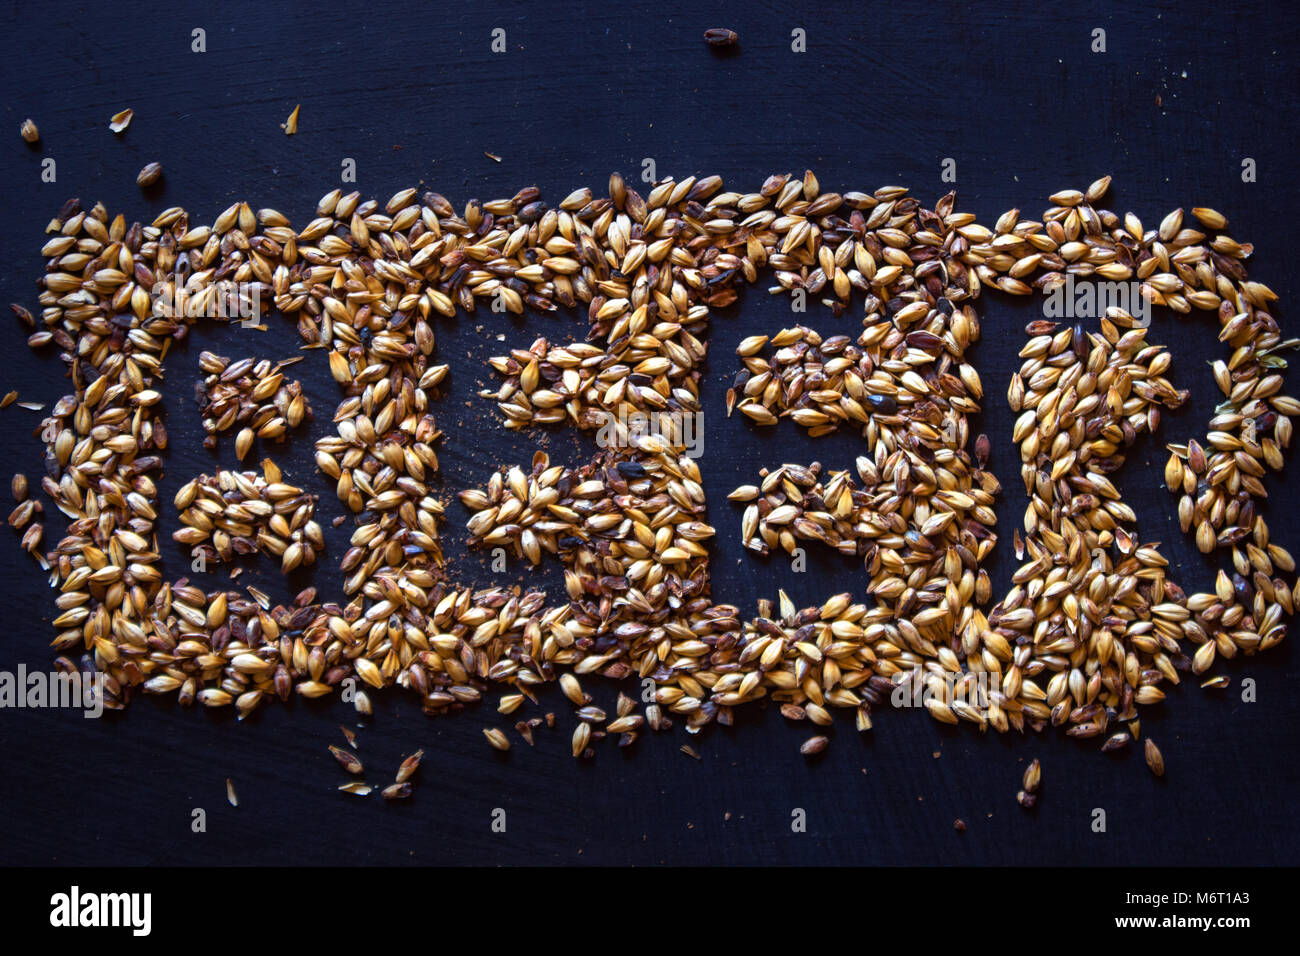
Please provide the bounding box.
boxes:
[0,0,1297,866]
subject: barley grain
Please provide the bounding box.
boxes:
[136,162,162,187]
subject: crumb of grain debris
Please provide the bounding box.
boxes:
[339,725,357,749]
[680,745,700,760]
[381,782,411,800]
[485,151,501,163]
[703,28,738,47]
[338,782,372,796]
[0,391,17,409]
[226,778,238,807]
[20,119,38,143]
[109,109,133,133]
[284,105,300,135]
[954,819,966,832]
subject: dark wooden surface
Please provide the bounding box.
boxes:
[0,0,1297,866]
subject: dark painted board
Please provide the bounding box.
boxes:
[0,0,1297,866]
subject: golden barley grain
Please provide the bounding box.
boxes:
[136,162,162,187]
[396,749,424,782]
[1145,739,1165,777]
[329,745,363,775]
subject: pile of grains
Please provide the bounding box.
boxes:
[196,351,312,458]
[990,318,1187,739]
[9,173,1293,782]
[730,324,928,433]
[172,465,323,572]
